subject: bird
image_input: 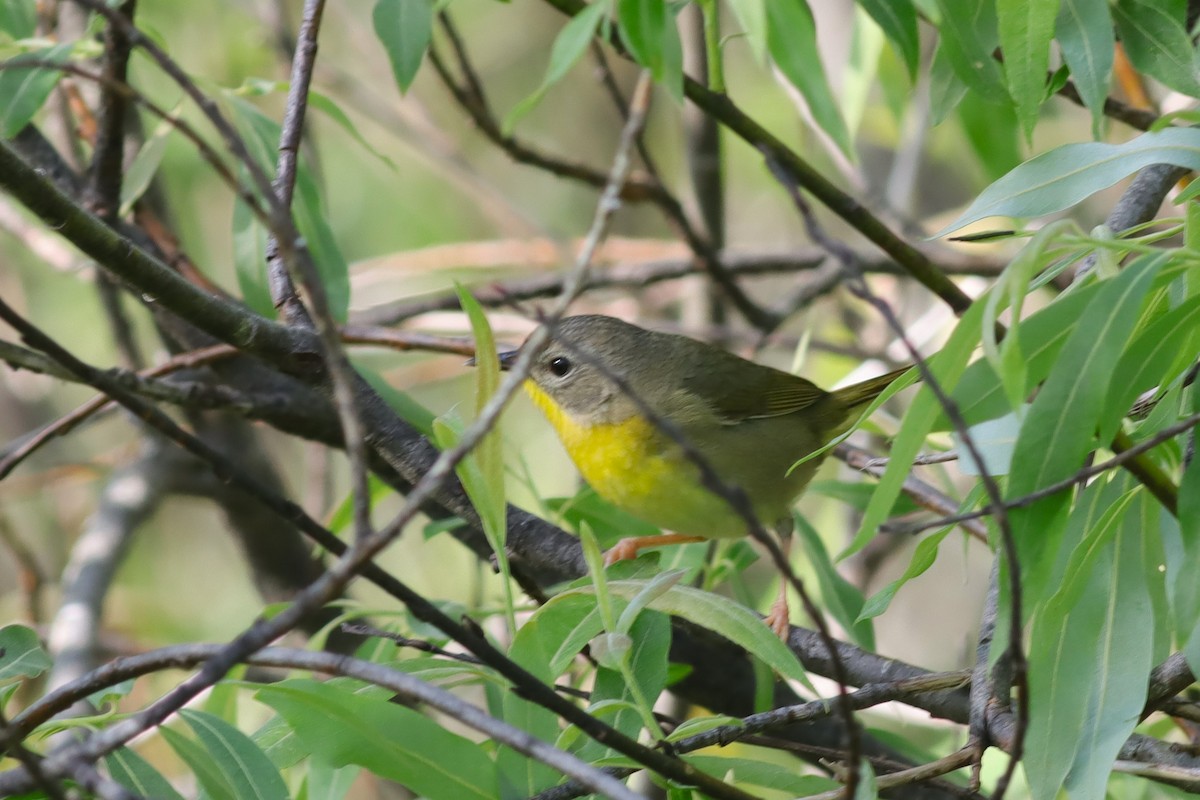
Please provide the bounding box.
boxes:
[498,314,908,634]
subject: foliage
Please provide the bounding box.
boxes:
[0,0,1199,799]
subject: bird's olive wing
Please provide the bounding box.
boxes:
[682,350,831,423]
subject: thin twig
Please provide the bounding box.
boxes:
[0,344,240,479]
[7,645,643,800]
[885,409,1200,535]
[763,149,1025,797]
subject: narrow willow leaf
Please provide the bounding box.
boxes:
[983,220,1076,412]
[1055,0,1114,138]
[1024,549,1110,800]
[0,42,73,137]
[373,0,433,94]
[559,580,811,689]
[226,98,350,321]
[947,281,1101,427]
[683,755,839,794]
[726,0,766,62]
[1063,497,1155,799]
[307,762,359,800]
[356,364,436,437]
[932,0,1007,103]
[1112,0,1200,97]
[1178,385,1200,672]
[105,747,186,800]
[938,128,1200,235]
[161,726,238,800]
[794,515,874,649]
[1101,294,1200,441]
[858,0,919,78]
[765,0,854,157]
[0,0,36,39]
[843,295,988,560]
[256,680,499,800]
[858,526,956,621]
[0,624,51,682]
[582,611,670,752]
[953,410,1022,476]
[501,594,601,795]
[506,0,607,130]
[929,44,969,126]
[997,0,1058,138]
[1007,253,1165,605]
[181,710,289,800]
[454,286,508,580]
[119,110,176,215]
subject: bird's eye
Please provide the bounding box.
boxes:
[548,356,572,377]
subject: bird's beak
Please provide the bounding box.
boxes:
[467,350,520,370]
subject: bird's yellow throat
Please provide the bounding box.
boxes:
[522,379,654,494]
[521,379,751,538]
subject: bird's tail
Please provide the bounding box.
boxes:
[830,365,914,409]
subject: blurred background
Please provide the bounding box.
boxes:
[0,0,1153,792]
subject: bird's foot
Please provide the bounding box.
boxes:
[602,534,707,567]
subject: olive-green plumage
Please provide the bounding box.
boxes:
[505,315,908,539]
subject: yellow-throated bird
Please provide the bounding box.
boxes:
[499,315,908,633]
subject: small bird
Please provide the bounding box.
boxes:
[499,315,907,634]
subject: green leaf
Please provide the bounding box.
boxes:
[255,680,499,800]
[1055,0,1114,138]
[356,363,437,437]
[0,624,50,682]
[180,709,289,800]
[293,166,351,323]
[373,0,434,94]
[794,515,874,649]
[226,98,350,322]
[684,755,838,794]
[585,610,670,748]
[858,525,956,621]
[1112,0,1200,97]
[505,1,607,129]
[1023,481,1145,800]
[939,128,1200,235]
[765,0,854,157]
[308,92,398,171]
[858,0,919,79]
[932,0,1007,103]
[955,75,1023,181]
[87,678,135,711]
[929,44,969,126]
[232,181,273,318]
[546,487,660,546]
[306,762,359,800]
[1101,294,1200,441]
[162,725,238,800]
[726,0,766,62]
[455,285,506,557]
[947,281,1101,428]
[1007,253,1165,605]
[953,410,1022,475]
[0,43,73,138]
[557,580,812,689]
[119,110,176,216]
[504,596,604,794]
[997,0,1058,139]
[1177,385,1200,672]
[0,0,36,39]
[105,747,186,800]
[619,0,667,79]
[844,294,988,560]
[1063,496,1156,799]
